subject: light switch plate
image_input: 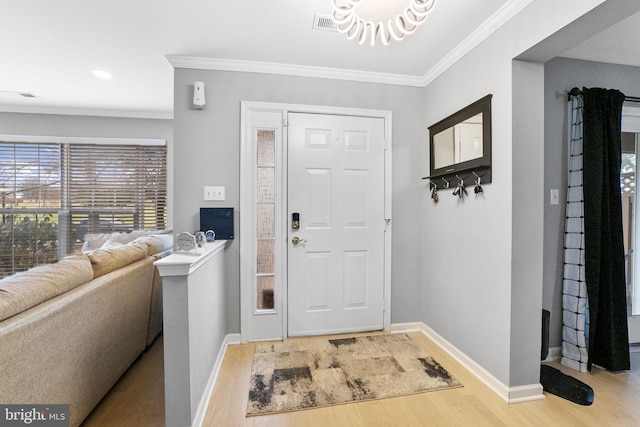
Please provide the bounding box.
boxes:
[204,186,225,201]
[550,189,559,205]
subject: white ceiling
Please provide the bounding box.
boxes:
[560,11,640,69]
[0,0,637,119]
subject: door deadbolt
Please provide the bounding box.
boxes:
[291,236,306,245]
[292,212,300,230]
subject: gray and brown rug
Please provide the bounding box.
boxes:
[246,333,462,416]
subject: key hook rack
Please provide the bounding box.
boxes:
[422,168,490,191]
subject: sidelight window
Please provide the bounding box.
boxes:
[256,130,276,310]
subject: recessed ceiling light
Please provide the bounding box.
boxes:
[92,70,113,79]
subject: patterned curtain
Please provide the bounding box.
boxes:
[562,91,590,372]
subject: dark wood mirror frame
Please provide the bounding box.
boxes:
[426,94,492,190]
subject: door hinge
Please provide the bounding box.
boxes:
[283,118,289,127]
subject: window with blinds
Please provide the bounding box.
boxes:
[0,143,62,277]
[0,140,167,279]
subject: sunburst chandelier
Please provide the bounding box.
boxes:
[332,0,436,46]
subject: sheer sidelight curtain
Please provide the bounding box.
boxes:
[562,87,630,372]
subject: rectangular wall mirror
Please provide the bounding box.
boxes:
[427,95,492,189]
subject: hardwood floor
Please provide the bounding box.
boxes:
[81,336,165,427]
[84,332,640,426]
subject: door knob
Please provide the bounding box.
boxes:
[291,236,306,245]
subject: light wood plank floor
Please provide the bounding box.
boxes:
[82,336,165,427]
[84,332,640,426]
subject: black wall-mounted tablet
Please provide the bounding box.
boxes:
[200,207,234,240]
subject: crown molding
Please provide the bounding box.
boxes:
[0,104,173,120]
[421,0,534,86]
[166,56,426,88]
[168,0,533,90]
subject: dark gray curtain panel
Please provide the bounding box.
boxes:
[581,87,630,371]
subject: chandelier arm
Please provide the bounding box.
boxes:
[358,21,370,45]
[404,9,427,26]
[409,1,431,17]
[375,23,391,46]
[396,15,418,36]
[411,0,436,14]
[346,18,364,40]
[331,1,352,20]
[387,20,406,42]
[369,22,380,47]
[336,20,355,34]
[332,7,348,16]
[334,11,357,34]
[332,7,352,23]
[415,0,436,10]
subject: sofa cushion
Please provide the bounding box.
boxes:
[88,241,148,278]
[132,235,173,256]
[82,229,173,251]
[0,254,93,322]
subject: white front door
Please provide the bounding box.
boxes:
[287,113,386,336]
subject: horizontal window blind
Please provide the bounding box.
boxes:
[0,140,167,279]
[0,143,62,277]
[66,144,167,250]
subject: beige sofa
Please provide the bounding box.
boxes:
[0,234,171,427]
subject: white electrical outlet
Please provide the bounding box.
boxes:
[204,186,225,201]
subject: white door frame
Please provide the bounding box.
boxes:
[240,101,392,343]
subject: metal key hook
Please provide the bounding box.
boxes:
[429,179,439,203]
[472,171,482,186]
[454,175,467,197]
[441,177,450,189]
[472,171,484,198]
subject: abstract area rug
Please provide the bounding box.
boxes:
[246,334,462,416]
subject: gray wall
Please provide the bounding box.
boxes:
[543,57,640,349]
[172,70,425,334]
[421,0,611,388]
[0,112,174,227]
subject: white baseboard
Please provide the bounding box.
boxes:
[389,322,423,333]
[226,333,242,345]
[392,322,544,404]
[507,383,545,403]
[192,333,242,427]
